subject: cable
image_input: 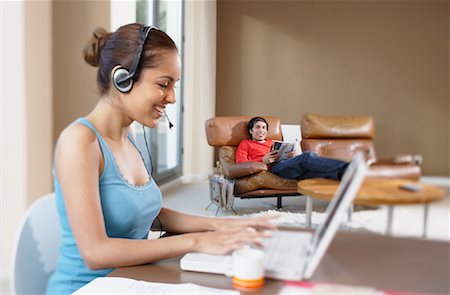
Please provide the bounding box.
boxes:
[155,216,164,238]
[142,125,154,176]
[142,125,163,237]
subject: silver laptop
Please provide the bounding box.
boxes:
[181,152,367,281]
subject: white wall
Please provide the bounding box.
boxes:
[110,0,136,31]
[1,0,27,285]
[183,0,216,182]
[1,0,53,288]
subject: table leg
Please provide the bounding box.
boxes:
[347,204,353,223]
[306,196,313,228]
[386,206,394,235]
[205,202,214,210]
[423,203,429,239]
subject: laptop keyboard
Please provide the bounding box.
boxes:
[262,230,310,271]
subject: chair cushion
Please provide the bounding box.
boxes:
[301,113,375,139]
[234,171,298,194]
[368,163,421,180]
[301,139,377,163]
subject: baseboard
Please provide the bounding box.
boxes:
[0,266,10,293]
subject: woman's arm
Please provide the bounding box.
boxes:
[156,207,277,234]
[55,125,274,270]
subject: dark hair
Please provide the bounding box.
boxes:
[247,117,269,134]
[83,23,178,95]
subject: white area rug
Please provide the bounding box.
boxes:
[246,203,449,241]
[161,177,449,242]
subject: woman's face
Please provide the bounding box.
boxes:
[121,50,181,128]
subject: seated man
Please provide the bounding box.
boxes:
[236,116,349,180]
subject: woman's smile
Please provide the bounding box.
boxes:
[154,105,165,117]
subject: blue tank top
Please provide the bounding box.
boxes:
[46,118,162,294]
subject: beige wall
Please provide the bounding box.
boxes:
[53,0,110,140]
[25,1,53,205]
[217,0,449,175]
[183,0,217,181]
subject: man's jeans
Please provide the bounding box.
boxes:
[270,152,348,180]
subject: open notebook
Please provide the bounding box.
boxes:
[181,152,367,281]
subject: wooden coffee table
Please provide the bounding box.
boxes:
[297,178,446,237]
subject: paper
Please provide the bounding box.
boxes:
[271,141,297,161]
[74,277,239,294]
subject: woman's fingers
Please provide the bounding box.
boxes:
[244,215,280,229]
[229,227,270,247]
[197,224,275,255]
[221,215,280,232]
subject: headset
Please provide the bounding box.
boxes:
[113,25,174,180]
[112,25,175,129]
[112,25,157,93]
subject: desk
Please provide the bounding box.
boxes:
[297,178,446,236]
[109,231,449,294]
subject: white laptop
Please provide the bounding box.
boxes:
[181,152,367,281]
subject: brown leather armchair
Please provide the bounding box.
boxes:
[205,116,300,209]
[300,113,421,180]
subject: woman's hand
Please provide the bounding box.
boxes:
[190,227,270,255]
[262,150,279,164]
[189,215,279,255]
[213,215,279,233]
[192,215,279,255]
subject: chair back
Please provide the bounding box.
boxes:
[205,116,282,147]
[11,192,60,294]
[300,113,377,162]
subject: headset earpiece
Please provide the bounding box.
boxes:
[111,25,157,94]
[113,67,133,93]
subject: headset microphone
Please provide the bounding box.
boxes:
[164,111,174,130]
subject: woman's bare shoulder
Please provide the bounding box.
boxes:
[56,122,100,155]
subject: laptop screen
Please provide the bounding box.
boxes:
[302,152,367,279]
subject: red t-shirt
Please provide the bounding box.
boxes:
[235,139,272,163]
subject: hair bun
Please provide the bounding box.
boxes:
[83,27,109,67]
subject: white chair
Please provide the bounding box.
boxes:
[11,193,60,294]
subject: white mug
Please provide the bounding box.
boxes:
[226,248,265,290]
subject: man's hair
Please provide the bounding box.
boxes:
[247,116,269,134]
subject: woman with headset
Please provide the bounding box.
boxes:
[46,23,276,294]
